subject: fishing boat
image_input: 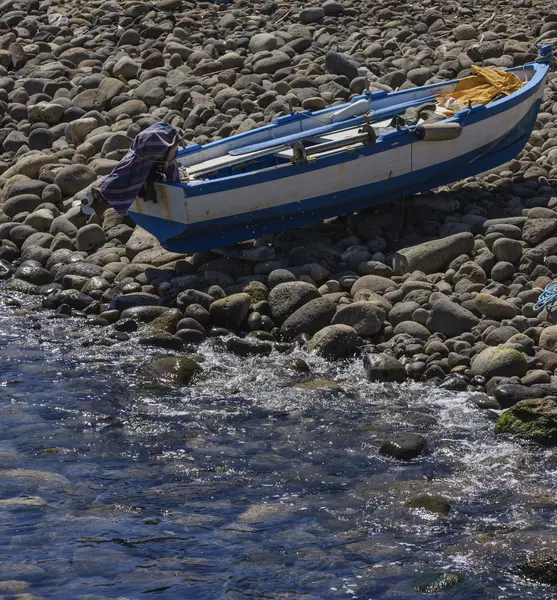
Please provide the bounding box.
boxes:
[85,46,552,253]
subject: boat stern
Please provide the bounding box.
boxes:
[127,183,189,244]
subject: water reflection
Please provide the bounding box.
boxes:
[0,301,556,599]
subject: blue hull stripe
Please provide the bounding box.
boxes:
[130,97,541,253]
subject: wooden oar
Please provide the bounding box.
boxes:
[229,95,437,157]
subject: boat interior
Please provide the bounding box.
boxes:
[176,65,534,184]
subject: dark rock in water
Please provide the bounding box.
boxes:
[413,572,464,593]
[56,303,72,316]
[287,357,311,372]
[495,398,557,444]
[111,293,160,312]
[175,328,205,346]
[14,262,52,286]
[469,392,500,410]
[0,259,13,279]
[209,293,251,329]
[406,493,451,515]
[379,433,426,460]
[280,297,336,340]
[114,319,138,333]
[363,352,405,383]
[226,336,273,356]
[514,554,557,585]
[494,384,542,408]
[146,356,201,385]
[66,292,94,310]
[139,332,183,350]
[120,306,169,322]
[307,324,358,359]
[439,374,468,391]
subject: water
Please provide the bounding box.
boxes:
[1,299,557,599]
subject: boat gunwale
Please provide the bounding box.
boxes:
[175,62,544,167]
[164,61,548,196]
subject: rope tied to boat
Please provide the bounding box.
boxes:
[533,281,557,313]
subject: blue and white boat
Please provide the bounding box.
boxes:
[122,47,551,253]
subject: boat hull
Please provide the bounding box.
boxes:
[128,63,547,253]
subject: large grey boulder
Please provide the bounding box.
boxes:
[426,296,479,337]
[393,232,474,275]
[280,297,336,339]
[268,281,320,325]
[331,301,383,336]
[307,324,358,359]
[471,345,528,378]
[363,352,405,383]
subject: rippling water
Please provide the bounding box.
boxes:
[1,296,557,599]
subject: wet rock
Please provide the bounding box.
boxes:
[209,293,251,329]
[120,306,169,322]
[146,356,201,385]
[393,232,474,275]
[363,352,405,383]
[493,383,541,408]
[426,296,479,337]
[379,433,426,460]
[307,324,358,359]
[141,309,182,335]
[112,293,160,312]
[139,332,183,350]
[495,398,557,445]
[226,336,273,356]
[471,345,528,378]
[514,554,557,584]
[406,494,451,515]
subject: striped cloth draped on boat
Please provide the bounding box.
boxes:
[96,122,181,214]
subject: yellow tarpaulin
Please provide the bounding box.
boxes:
[437,65,524,114]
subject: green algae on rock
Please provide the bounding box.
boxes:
[146,355,202,385]
[514,554,557,584]
[406,493,452,516]
[495,398,557,444]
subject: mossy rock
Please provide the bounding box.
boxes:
[242,281,268,305]
[514,554,557,584]
[141,308,182,335]
[406,493,451,516]
[413,572,464,593]
[495,397,557,445]
[146,355,202,385]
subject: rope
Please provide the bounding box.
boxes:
[534,281,557,312]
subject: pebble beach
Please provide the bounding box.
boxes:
[2,0,557,596]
